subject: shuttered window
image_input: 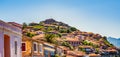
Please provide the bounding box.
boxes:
[22,43,26,51]
[15,41,17,54]
[34,43,37,51]
[33,42,38,52]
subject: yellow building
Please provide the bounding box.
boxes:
[22,36,44,57]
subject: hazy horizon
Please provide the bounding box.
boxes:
[0,0,120,38]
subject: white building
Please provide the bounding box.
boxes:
[0,20,22,57]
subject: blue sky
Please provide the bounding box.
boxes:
[0,0,120,38]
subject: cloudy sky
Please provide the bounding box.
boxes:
[0,0,120,38]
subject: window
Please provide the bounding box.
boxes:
[15,41,17,54]
[33,42,37,52]
[39,44,42,52]
[34,44,37,51]
[22,42,26,51]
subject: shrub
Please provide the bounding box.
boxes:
[66,29,71,33]
[22,22,27,29]
[79,47,85,52]
[70,27,77,31]
[45,34,56,43]
[26,32,35,38]
[62,42,73,50]
[59,29,67,33]
[95,48,99,54]
[55,54,60,57]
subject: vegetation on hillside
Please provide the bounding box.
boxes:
[45,33,56,43]
[22,19,117,54]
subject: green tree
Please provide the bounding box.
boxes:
[48,27,53,31]
[62,42,73,50]
[26,32,35,38]
[95,48,99,54]
[55,54,60,57]
[59,29,67,33]
[39,22,44,25]
[70,27,77,31]
[57,26,60,30]
[56,33,62,38]
[67,29,71,33]
[22,22,27,29]
[82,40,88,45]
[45,34,56,43]
[93,45,99,48]
[79,47,85,52]
[62,42,69,47]
[89,42,93,46]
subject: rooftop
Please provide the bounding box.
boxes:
[88,53,101,57]
[8,22,22,29]
[65,38,80,42]
[32,34,45,40]
[67,51,85,56]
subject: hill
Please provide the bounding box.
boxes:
[22,18,118,55]
[107,37,120,48]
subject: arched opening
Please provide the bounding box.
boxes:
[4,34,10,57]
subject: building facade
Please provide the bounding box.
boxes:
[22,36,44,57]
[43,43,55,57]
[65,38,81,47]
[0,20,22,57]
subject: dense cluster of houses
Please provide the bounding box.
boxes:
[0,20,119,57]
[0,20,76,57]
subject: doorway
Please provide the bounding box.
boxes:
[4,34,10,57]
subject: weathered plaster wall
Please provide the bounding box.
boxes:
[3,28,22,57]
[0,20,22,57]
[22,40,32,57]
[0,29,4,57]
[10,33,22,57]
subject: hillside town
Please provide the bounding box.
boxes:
[0,19,120,57]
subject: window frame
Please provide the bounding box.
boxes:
[15,41,17,54]
[39,44,43,53]
[22,42,26,52]
[33,42,38,53]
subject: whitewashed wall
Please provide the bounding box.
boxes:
[0,29,4,57]
[10,33,22,57]
[0,20,22,57]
